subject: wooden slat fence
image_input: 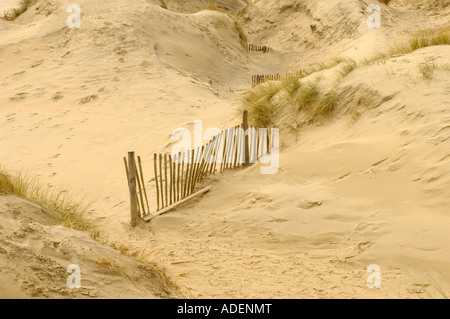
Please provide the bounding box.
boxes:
[124,111,277,225]
[248,44,273,53]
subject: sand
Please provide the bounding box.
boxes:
[0,0,19,12]
[0,0,449,298]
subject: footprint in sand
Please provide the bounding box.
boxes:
[31,60,43,68]
[5,113,16,122]
[51,92,64,101]
[9,92,29,102]
[296,200,323,209]
[354,222,385,233]
[79,95,98,104]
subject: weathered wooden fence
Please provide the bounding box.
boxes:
[248,44,273,53]
[252,74,282,87]
[124,111,276,226]
[251,72,304,88]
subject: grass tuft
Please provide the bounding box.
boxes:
[418,62,439,81]
[243,29,450,130]
[234,20,248,50]
[296,82,320,112]
[339,60,358,78]
[1,0,35,21]
[159,0,168,10]
[243,82,281,127]
[374,30,450,61]
[311,90,338,121]
[0,166,93,233]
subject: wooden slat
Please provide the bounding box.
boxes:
[233,126,238,168]
[180,151,185,199]
[187,148,195,196]
[220,130,227,172]
[243,110,249,166]
[154,154,160,211]
[191,147,201,193]
[176,153,181,202]
[212,132,221,174]
[159,154,165,208]
[134,161,145,216]
[209,136,217,174]
[172,156,176,204]
[127,152,138,227]
[138,156,150,215]
[183,150,190,199]
[142,187,212,222]
[194,146,205,184]
[168,154,173,206]
[164,154,168,208]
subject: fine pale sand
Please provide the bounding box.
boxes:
[0,0,449,298]
[0,0,19,11]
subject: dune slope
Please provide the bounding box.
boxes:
[0,0,449,298]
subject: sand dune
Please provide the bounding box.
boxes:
[0,195,178,298]
[0,0,449,298]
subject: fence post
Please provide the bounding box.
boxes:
[128,151,139,227]
[243,110,249,166]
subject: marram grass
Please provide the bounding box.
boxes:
[1,0,36,21]
[0,166,94,233]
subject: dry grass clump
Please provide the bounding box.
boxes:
[244,29,449,130]
[201,0,226,13]
[243,74,383,129]
[1,0,35,21]
[94,253,181,298]
[234,20,248,50]
[242,82,281,127]
[0,166,93,232]
[373,30,450,61]
[417,62,450,81]
[418,63,437,81]
[339,60,358,78]
[159,0,168,10]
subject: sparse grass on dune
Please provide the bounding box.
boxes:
[234,20,248,50]
[243,77,381,128]
[418,62,450,81]
[418,62,437,81]
[1,0,35,21]
[290,57,354,81]
[0,166,94,233]
[1,167,181,297]
[243,82,280,127]
[198,3,248,50]
[200,0,227,13]
[244,30,450,129]
[373,30,450,61]
[339,60,358,78]
[94,253,181,298]
[159,0,168,10]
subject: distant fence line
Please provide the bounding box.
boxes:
[252,74,281,87]
[248,44,273,53]
[251,72,301,88]
[124,111,277,226]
